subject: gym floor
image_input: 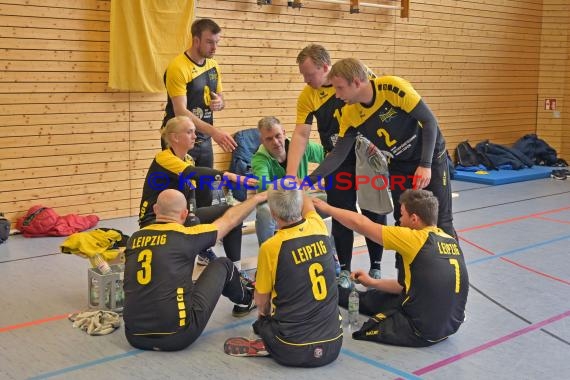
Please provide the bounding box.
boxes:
[1,177,569,379]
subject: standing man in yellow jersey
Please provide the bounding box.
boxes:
[287,44,387,284]
[161,18,237,265]
[161,18,237,206]
[312,58,456,243]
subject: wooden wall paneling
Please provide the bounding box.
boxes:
[393,0,542,153]
[536,0,569,156]
[197,0,398,171]
[1,0,569,225]
[0,0,132,223]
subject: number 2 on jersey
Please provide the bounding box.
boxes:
[137,249,152,285]
[308,263,327,300]
[377,128,397,147]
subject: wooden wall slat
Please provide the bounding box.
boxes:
[1,162,129,181]
[1,0,110,11]
[0,112,128,127]
[0,3,109,20]
[536,0,569,154]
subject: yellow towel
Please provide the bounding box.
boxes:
[108,0,195,92]
[60,229,122,261]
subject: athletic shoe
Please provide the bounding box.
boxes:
[369,268,381,279]
[224,337,269,357]
[551,170,567,180]
[232,298,257,318]
[338,270,353,289]
[196,248,217,266]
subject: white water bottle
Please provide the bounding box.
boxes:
[348,283,359,327]
[89,253,111,274]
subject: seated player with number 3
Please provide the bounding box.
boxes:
[123,189,267,352]
[224,182,342,367]
[312,189,469,347]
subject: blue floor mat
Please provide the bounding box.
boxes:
[453,166,553,185]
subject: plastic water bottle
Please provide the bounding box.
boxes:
[348,283,359,327]
[225,189,237,206]
[90,276,110,308]
[89,253,111,274]
[89,254,111,307]
[91,277,100,306]
[112,265,125,309]
[211,175,227,206]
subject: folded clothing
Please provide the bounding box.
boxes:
[69,310,121,336]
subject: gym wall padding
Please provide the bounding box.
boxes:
[453,166,554,185]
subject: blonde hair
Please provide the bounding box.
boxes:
[161,116,193,147]
[257,116,281,131]
[296,44,331,68]
[327,58,368,83]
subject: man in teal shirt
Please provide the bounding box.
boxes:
[252,116,325,244]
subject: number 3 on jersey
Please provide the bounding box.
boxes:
[137,249,152,285]
[308,262,327,301]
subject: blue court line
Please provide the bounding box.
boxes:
[341,348,422,379]
[28,350,144,380]
[28,318,255,380]
[466,233,570,266]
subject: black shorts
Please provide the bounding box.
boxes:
[253,317,342,368]
[352,308,439,347]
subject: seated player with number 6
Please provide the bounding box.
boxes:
[311,189,468,347]
[224,181,343,367]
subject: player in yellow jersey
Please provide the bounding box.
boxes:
[312,190,468,347]
[124,189,267,351]
[313,58,456,240]
[288,45,387,284]
[225,182,342,366]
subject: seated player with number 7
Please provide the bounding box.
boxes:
[311,189,469,347]
[224,181,343,367]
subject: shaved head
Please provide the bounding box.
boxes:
[154,189,188,222]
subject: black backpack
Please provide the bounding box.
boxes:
[455,140,480,167]
[455,140,495,169]
[0,213,10,244]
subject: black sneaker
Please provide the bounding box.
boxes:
[232,299,256,318]
[551,170,567,180]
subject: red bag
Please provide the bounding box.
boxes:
[16,206,59,237]
[16,205,99,237]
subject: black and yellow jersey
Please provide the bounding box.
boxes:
[256,211,342,344]
[338,76,445,163]
[297,67,376,153]
[163,52,222,140]
[296,85,344,152]
[382,225,469,341]
[138,148,221,227]
[123,222,217,336]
